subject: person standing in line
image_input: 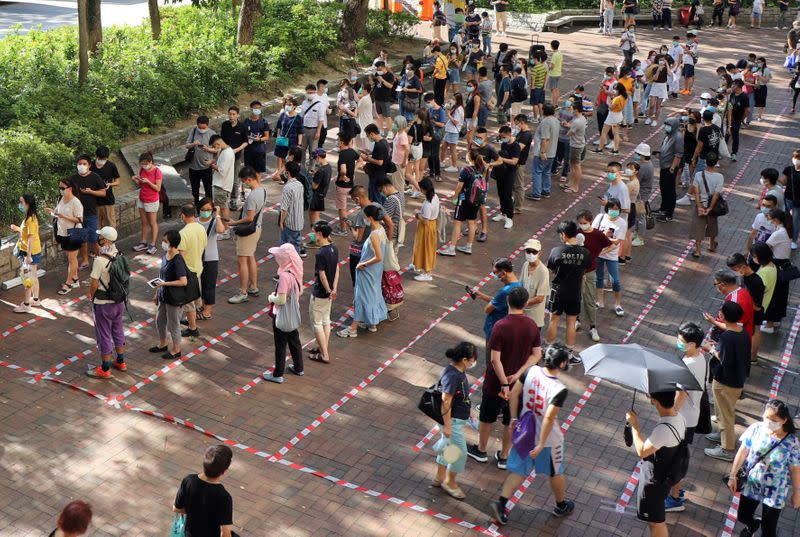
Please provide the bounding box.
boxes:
[728,80,749,162]
[333,134,359,236]
[150,230,188,361]
[46,179,83,295]
[262,244,305,384]
[468,286,541,468]
[492,0,509,35]
[307,148,332,242]
[243,100,270,175]
[491,125,520,230]
[547,40,563,105]
[372,62,396,138]
[689,152,723,258]
[779,150,800,250]
[197,198,225,320]
[346,186,393,285]
[592,199,627,317]
[173,445,235,537]
[764,208,792,332]
[545,221,591,353]
[512,114,532,213]
[85,226,128,379]
[71,153,107,270]
[226,168,267,304]
[49,500,92,537]
[518,239,550,330]
[271,96,302,180]
[91,146,120,229]
[177,204,207,339]
[439,149,486,256]
[654,118,684,223]
[704,301,751,462]
[219,106,249,208]
[576,210,611,343]
[279,161,306,255]
[490,343,575,525]
[360,124,391,203]
[562,100,588,194]
[9,193,42,313]
[425,92,446,183]
[184,116,216,205]
[131,151,162,255]
[432,46,449,106]
[299,84,325,168]
[632,143,653,245]
[207,135,235,240]
[316,79,332,149]
[412,178,439,282]
[527,103,559,201]
[661,0,673,30]
[308,221,338,365]
[727,400,800,537]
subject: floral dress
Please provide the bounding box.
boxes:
[740,422,800,509]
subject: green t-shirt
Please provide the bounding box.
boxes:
[549,51,563,78]
[757,264,777,311]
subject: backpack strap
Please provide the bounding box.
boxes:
[663,423,684,444]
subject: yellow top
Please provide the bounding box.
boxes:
[17,215,42,255]
[610,95,627,113]
[178,222,208,276]
[434,53,449,80]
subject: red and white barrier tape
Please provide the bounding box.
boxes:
[616,461,642,513]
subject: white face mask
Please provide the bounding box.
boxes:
[579,223,592,232]
[467,359,478,370]
[525,253,538,263]
[793,158,800,167]
[161,241,170,252]
[760,177,766,186]
[95,159,107,166]
[197,127,208,134]
[77,164,89,174]
[763,418,782,432]
[624,169,634,177]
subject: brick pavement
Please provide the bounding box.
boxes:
[1,26,799,537]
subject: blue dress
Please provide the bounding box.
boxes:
[273,112,302,159]
[353,228,388,325]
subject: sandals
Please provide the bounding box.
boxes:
[441,483,466,500]
[196,311,212,320]
[57,283,72,295]
[308,353,330,364]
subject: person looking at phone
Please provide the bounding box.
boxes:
[185,115,217,205]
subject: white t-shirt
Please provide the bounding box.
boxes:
[683,42,697,66]
[604,181,631,211]
[621,30,635,51]
[751,212,776,244]
[766,186,785,211]
[593,213,628,260]
[677,354,706,428]
[668,45,683,65]
[212,146,235,192]
[55,196,84,237]
[445,106,464,133]
[752,0,764,12]
[420,195,440,220]
[767,226,792,259]
[646,414,687,450]
[521,366,567,448]
[693,170,724,206]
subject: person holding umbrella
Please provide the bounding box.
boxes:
[626,391,687,537]
[490,343,575,526]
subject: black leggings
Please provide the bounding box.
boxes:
[713,7,724,25]
[428,139,442,176]
[658,166,677,217]
[189,168,213,204]
[434,78,447,106]
[793,88,800,109]
[272,318,302,377]
[737,495,781,537]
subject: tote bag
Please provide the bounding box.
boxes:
[275,281,301,332]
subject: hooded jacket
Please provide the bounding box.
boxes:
[658,117,684,168]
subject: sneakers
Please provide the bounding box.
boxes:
[705,431,721,443]
[181,328,200,338]
[676,194,693,206]
[568,352,583,365]
[228,292,249,304]
[262,372,285,384]
[467,444,488,463]
[13,303,32,314]
[552,500,575,517]
[494,450,507,470]
[367,324,378,332]
[288,365,304,376]
[86,366,112,379]
[524,194,541,201]
[631,237,645,247]
[491,500,509,525]
[247,287,260,297]
[146,244,158,255]
[503,218,513,229]
[656,214,673,223]
[760,324,776,334]
[614,305,625,317]
[132,242,148,252]
[492,214,506,222]
[644,118,652,126]
[414,273,433,281]
[456,244,473,255]
[438,245,456,256]
[337,327,358,338]
[605,142,615,150]
[443,165,459,173]
[590,327,600,342]
[664,495,685,513]
[477,232,488,242]
[299,247,307,258]
[731,153,738,162]
[704,446,734,461]
[113,361,127,372]
[792,242,797,250]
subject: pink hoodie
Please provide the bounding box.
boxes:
[269,244,303,295]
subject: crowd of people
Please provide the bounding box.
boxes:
[12,2,800,536]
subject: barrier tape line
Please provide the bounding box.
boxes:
[614,104,791,515]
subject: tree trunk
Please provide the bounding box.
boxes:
[341,0,370,55]
[148,0,161,40]
[77,0,90,84]
[86,0,102,53]
[236,0,260,46]
[232,0,240,18]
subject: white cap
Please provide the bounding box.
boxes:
[634,143,651,157]
[524,239,542,251]
[700,92,712,100]
[98,226,118,242]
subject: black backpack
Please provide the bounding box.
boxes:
[511,77,528,103]
[654,423,690,486]
[95,252,131,307]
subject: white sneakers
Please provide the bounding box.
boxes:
[590,328,600,342]
[414,273,433,282]
[443,165,458,173]
[676,194,693,206]
[503,218,513,229]
[644,118,652,125]
[439,245,456,256]
[492,214,506,222]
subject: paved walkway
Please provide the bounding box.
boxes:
[1,25,799,537]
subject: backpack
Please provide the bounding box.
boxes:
[95,252,131,306]
[465,166,487,206]
[654,423,690,486]
[298,169,313,211]
[511,77,528,103]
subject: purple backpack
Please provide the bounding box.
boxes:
[512,410,538,459]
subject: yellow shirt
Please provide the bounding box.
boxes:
[179,222,208,276]
[549,51,563,77]
[18,216,42,255]
[610,95,627,112]
[434,53,449,80]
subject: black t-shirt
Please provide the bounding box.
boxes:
[312,164,332,198]
[781,165,800,202]
[547,244,591,298]
[477,144,500,165]
[71,172,106,217]
[730,92,749,122]
[336,148,360,188]
[465,13,481,38]
[742,272,765,310]
[496,140,521,179]
[714,329,751,388]
[367,139,390,176]
[515,130,534,166]
[373,71,395,102]
[91,160,120,206]
[313,244,339,298]
[174,474,233,537]
[697,124,722,159]
[221,120,249,157]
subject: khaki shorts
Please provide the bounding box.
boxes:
[182,297,203,313]
[235,227,261,257]
[568,146,586,164]
[97,204,116,228]
[335,185,351,211]
[137,199,159,213]
[213,186,231,209]
[309,295,332,328]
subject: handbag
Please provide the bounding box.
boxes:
[170,513,186,537]
[162,256,201,306]
[68,225,88,244]
[275,282,301,332]
[275,114,298,147]
[695,359,713,435]
[723,435,786,492]
[184,127,197,163]
[701,171,728,217]
[778,263,800,283]
[410,143,423,161]
[233,189,267,237]
[418,381,445,425]
[644,200,656,230]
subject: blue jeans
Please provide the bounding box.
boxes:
[595,257,621,292]
[747,92,755,123]
[786,199,800,241]
[482,33,492,55]
[530,156,554,198]
[643,83,653,105]
[280,227,302,254]
[694,157,707,175]
[83,214,98,244]
[623,97,634,125]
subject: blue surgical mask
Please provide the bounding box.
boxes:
[707,106,716,113]
[665,125,673,133]
[676,338,687,352]
[200,210,213,219]
[474,138,484,147]
[350,75,358,82]
[252,108,262,116]
[466,86,474,93]
[633,154,641,161]
[18,203,25,213]
[760,206,770,215]
[700,99,708,107]
[608,209,621,218]
[284,105,293,113]
[606,172,617,181]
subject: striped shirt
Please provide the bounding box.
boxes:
[382,192,404,240]
[530,64,548,89]
[280,178,305,232]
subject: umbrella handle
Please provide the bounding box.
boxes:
[631,389,636,411]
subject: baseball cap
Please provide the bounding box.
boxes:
[700,92,712,100]
[311,148,326,159]
[98,226,118,242]
[634,143,651,157]
[524,239,542,251]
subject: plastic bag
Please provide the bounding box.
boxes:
[170,514,186,537]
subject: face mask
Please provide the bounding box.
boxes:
[672,41,679,46]
[793,158,800,167]
[759,177,767,186]
[322,87,329,95]
[143,164,153,171]
[284,105,293,113]
[18,203,26,213]
[77,164,88,174]
[707,106,716,113]
[525,253,538,263]
[681,115,689,122]
[59,187,66,194]
[197,128,208,134]
[95,159,107,166]
[763,418,782,432]
[633,154,641,162]
[252,108,262,116]
[608,209,621,218]
[450,48,456,53]
[466,85,474,93]
[511,127,520,136]
[700,99,708,107]
[579,223,592,232]
[406,70,414,77]
[665,125,673,134]
[624,169,634,177]
[350,75,358,82]
[676,338,687,352]
[467,359,478,370]
[161,241,170,252]
[391,124,398,133]
[307,93,315,100]
[606,172,617,181]
[629,28,635,34]
[199,210,213,219]
[761,206,770,215]
[474,138,484,147]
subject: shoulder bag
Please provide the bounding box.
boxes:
[275,281,301,332]
[275,115,298,148]
[162,255,201,306]
[418,379,445,425]
[233,189,267,237]
[695,357,713,434]
[702,171,728,217]
[723,434,787,492]
[184,127,197,162]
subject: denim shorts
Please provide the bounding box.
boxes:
[443,131,459,144]
[507,444,565,477]
[16,249,42,265]
[83,214,98,244]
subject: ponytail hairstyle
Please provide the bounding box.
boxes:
[765,399,797,434]
[467,148,485,172]
[445,341,477,363]
[419,178,435,202]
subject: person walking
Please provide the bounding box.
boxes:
[86,226,128,379]
[412,179,439,282]
[150,230,188,361]
[490,343,575,525]
[308,221,338,365]
[173,445,235,537]
[432,341,478,500]
[9,193,42,313]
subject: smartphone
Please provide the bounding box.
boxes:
[147,278,164,289]
[465,285,476,300]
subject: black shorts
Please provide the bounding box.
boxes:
[309,195,325,212]
[682,64,695,78]
[754,310,765,326]
[637,480,669,524]
[547,290,581,316]
[56,234,81,252]
[627,203,637,230]
[685,426,695,445]
[453,201,479,221]
[479,394,511,425]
